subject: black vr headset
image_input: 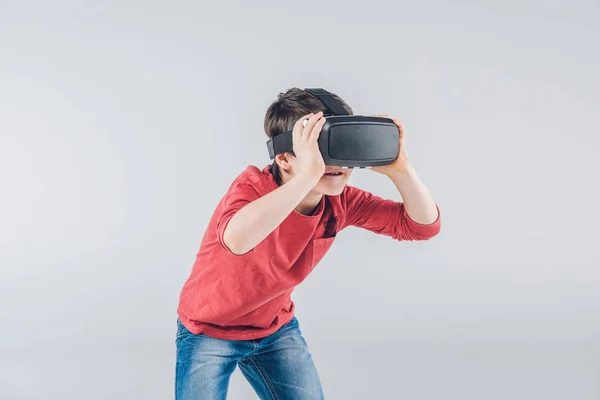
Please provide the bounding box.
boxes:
[266,88,399,168]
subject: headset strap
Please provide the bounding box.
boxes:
[304,88,349,116]
[267,131,293,159]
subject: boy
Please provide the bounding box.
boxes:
[175,88,441,399]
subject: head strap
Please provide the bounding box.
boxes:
[304,88,349,116]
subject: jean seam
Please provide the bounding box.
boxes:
[249,356,278,400]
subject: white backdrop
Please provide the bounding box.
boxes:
[1,1,599,399]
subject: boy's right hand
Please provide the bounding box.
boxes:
[292,111,326,182]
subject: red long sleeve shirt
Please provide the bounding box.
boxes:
[177,164,441,340]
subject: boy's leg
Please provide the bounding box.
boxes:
[237,317,325,400]
[175,318,253,400]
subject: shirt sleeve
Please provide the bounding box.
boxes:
[342,185,441,241]
[216,177,263,255]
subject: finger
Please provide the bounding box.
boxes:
[308,116,327,142]
[293,113,313,152]
[294,113,313,139]
[302,111,324,139]
[303,111,323,138]
[393,119,406,146]
[393,119,404,133]
[295,113,313,131]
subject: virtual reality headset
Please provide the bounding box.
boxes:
[266,88,399,168]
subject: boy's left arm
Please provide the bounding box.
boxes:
[371,115,438,225]
[385,165,439,224]
[342,116,440,240]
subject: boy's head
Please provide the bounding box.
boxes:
[264,87,354,196]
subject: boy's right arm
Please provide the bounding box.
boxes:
[223,172,319,255]
[222,112,327,255]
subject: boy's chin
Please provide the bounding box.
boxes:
[314,180,347,196]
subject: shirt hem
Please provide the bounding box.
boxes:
[178,311,295,341]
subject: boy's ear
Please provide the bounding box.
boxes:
[275,152,294,172]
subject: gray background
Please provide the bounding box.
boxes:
[1,0,599,399]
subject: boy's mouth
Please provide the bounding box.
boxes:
[323,171,345,177]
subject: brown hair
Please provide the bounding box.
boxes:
[264,87,353,185]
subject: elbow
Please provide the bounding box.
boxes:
[222,225,254,256]
[402,205,441,241]
[223,234,242,255]
[399,230,440,242]
[397,219,441,241]
[221,225,235,250]
[416,219,442,240]
[420,225,441,240]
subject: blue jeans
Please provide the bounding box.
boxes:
[175,316,325,399]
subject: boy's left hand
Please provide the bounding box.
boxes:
[370,115,411,176]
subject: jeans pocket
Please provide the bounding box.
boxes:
[176,318,193,344]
